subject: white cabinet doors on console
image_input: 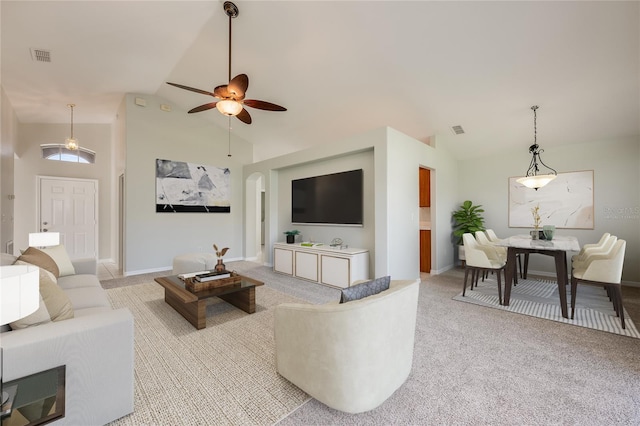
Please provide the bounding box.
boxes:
[273,243,369,289]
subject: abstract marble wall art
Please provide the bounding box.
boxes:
[156,159,231,213]
[509,170,594,229]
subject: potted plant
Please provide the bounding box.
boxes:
[283,230,300,244]
[452,200,486,261]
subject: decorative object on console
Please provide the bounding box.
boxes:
[283,230,300,244]
[213,244,229,272]
[515,105,557,190]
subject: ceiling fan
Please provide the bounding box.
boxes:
[167,1,286,125]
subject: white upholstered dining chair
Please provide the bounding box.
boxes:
[484,229,525,281]
[571,239,627,328]
[462,233,506,304]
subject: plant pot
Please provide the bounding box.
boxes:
[286,234,295,244]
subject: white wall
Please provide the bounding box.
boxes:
[458,137,640,282]
[245,126,460,281]
[13,122,113,258]
[122,93,253,274]
[1,88,18,253]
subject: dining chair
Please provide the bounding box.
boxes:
[572,235,617,271]
[484,229,525,280]
[462,233,505,305]
[570,239,626,328]
[571,233,612,263]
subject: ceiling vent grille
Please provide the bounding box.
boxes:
[451,125,465,135]
[30,48,51,62]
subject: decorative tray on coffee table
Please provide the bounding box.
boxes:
[185,270,241,292]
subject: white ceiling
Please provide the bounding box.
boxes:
[2,1,638,162]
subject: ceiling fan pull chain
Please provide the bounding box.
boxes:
[228,117,232,157]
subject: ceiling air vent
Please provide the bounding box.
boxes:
[450,125,465,135]
[30,48,51,63]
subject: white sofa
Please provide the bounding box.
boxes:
[274,278,420,413]
[1,253,134,425]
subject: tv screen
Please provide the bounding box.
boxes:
[292,169,363,225]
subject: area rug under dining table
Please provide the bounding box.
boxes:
[105,281,310,425]
[453,275,640,339]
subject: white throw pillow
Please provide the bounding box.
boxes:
[41,244,76,277]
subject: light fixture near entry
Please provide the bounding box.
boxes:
[65,103,79,151]
[516,105,557,190]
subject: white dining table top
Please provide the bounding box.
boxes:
[494,234,581,252]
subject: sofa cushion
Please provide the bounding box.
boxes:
[16,247,60,278]
[57,274,102,290]
[41,244,76,277]
[340,275,391,303]
[10,265,74,329]
[64,287,111,310]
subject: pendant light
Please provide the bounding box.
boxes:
[516,105,557,190]
[65,104,79,150]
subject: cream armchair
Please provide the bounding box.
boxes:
[274,279,420,414]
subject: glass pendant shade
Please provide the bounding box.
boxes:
[516,174,557,189]
[216,100,243,116]
[65,137,78,151]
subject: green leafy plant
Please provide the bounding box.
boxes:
[283,230,300,236]
[452,200,486,244]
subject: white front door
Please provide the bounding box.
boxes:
[38,176,98,259]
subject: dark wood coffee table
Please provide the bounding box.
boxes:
[154,274,264,329]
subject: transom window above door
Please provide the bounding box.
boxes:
[41,144,96,164]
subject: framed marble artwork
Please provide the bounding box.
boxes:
[155,159,231,213]
[508,170,594,229]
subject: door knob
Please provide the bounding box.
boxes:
[43,221,48,225]
[42,229,48,232]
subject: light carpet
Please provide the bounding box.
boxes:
[106,282,310,425]
[453,275,640,338]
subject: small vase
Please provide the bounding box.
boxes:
[531,230,539,240]
[214,258,226,272]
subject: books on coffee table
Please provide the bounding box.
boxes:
[195,271,231,282]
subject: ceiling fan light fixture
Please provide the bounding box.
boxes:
[65,103,79,151]
[216,100,243,116]
[516,105,557,190]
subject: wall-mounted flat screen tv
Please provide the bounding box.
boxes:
[292,169,363,225]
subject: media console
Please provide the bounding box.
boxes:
[273,243,369,288]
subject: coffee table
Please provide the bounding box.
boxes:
[154,273,264,329]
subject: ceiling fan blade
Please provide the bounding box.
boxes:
[244,99,287,111]
[214,84,230,99]
[167,82,215,97]
[236,108,252,124]
[188,102,218,114]
[228,74,249,98]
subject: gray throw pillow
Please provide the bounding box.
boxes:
[340,276,391,303]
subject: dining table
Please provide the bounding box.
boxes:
[495,235,581,318]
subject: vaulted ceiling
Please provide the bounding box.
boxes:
[2,1,638,161]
